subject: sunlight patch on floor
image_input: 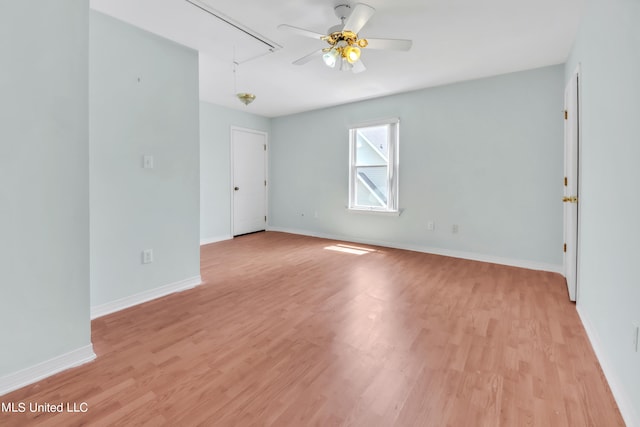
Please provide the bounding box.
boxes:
[324,243,376,255]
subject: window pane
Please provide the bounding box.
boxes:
[355,125,388,166]
[355,165,388,207]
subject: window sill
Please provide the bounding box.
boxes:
[347,208,403,217]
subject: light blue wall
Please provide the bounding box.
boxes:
[565,0,640,424]
[270,66,564,268]
[0,2,91,375]
[200,101,270,243]
[90,12,200,307]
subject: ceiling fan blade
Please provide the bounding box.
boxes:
[352,60,366,74]
[343,3,376,34]
[292,49,323,65]
[365,38,413,51]
[278,24,325,40]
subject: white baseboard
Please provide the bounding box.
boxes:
[91,276,202,319]
[200,235,232,246]
[0,344,96,397]
[266,226,562,274]
[577,305,638,427]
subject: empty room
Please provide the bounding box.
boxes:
[1,0,638,426]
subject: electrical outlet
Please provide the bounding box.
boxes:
[452,224,459,234]
[142,249,153,264]
[427,221,435,231]
[143,155,154,169]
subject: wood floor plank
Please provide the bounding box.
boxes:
[0,232,625,426]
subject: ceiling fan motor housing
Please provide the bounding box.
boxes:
[334,4,352,21]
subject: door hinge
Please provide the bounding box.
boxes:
[264,215,267,222]
[564,110,568,120]
[264,180,267,186]
[564,177,568,186]
[264,144,267,151]
[563,243,567,253]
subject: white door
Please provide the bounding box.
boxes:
[232,127,267,236]
[563,69,580,301]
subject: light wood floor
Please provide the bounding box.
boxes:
[1,232,624,426]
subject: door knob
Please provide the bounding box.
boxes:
[562,196,578,203]
[234,186,239,191]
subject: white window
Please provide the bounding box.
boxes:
[348,119,399,213]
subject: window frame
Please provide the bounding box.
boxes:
[348,118,400,214]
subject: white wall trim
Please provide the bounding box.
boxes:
[91,276,202,319]
[266,227,562,274]
[576,305,638,427]
[0,344,96,397]
[200,235,232,246]
[574,62,583,303]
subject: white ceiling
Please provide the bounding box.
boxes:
[90,0,585,118]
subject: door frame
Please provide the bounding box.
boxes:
[563,64,582,301]
[229,126,268,237]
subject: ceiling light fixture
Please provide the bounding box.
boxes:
[233,59,256,106]
[320,30,366,69]
[322,48,339,68]
[340,57,353,72]
[343,45,361,63]
[279,3,412,74]
[236,93,256,106]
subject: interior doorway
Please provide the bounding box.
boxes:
[231,127,267,236]
[563,66,580,301]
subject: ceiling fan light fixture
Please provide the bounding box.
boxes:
[280,2,412,74]
[340,57,353,72]
[344,45,361,64]
[322,48,339,68]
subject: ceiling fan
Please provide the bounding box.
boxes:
[278,3,412,73]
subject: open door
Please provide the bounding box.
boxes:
[563,67,580,301]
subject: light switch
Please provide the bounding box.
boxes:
[142,249,153,264]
